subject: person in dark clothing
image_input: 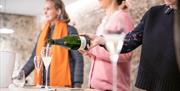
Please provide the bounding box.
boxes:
[83,0,180,91]
[18,0,84,88]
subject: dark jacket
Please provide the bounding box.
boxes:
[22,25,84,87]
[121,5,180,91]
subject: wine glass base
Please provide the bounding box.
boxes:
[34,85,43,88]
[45,86,49,89]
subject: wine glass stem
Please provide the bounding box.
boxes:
[45,68,48,88]
[112,61,117,91]
[37,71,40,87]
[110,54,119,91]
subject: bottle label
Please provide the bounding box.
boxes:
[79,36,87,50]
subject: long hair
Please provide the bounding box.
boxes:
[47,0,70,23]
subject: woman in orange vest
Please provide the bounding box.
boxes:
[20,0,84,88]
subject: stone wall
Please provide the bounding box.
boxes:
[0,0,163,90]
[0,13,39,83]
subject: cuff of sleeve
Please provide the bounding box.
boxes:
[73,82,82,88]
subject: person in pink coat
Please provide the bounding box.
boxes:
[83,0,134,91]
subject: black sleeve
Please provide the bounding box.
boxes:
[21,31,44,78]
[70,50,84,84]
[68,25,84,86]
[67,25,78,35]
[121,9,150,53]
[120,21,144,53]
[21,45,36,77]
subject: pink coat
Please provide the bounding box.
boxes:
[87,10,134,91]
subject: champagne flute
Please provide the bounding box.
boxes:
[33,56,42,87]
[41,46,52,89]
[104,30,126,91]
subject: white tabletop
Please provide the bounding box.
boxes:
[0,87,95,91]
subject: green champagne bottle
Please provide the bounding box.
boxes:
[48,35,90,50]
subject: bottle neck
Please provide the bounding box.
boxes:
[79,36,87,50]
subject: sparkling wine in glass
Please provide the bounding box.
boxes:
[41,46,52,89]
[34,56,42,87]
[104,31,126,91]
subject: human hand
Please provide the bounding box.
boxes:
[78,33,105,55]
[79,49,89,55]
[84,33,105,49]
[11,70,26,87]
